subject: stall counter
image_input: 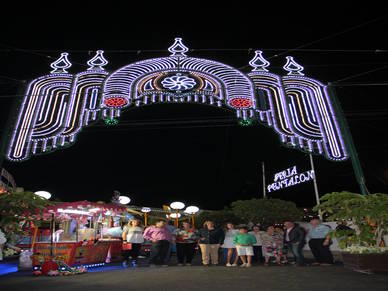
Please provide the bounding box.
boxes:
[32,239,123,266]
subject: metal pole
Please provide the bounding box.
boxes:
[327,84,368,195]
[175,210,179,228]
[50,213,54,257]
[76,221,79,242]
[262,162,266,198]
[309,154,322,220]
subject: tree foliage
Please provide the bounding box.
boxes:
[314,191,388,248]
[230,198,302,226]
[195,208,241,229]
[0,189,51,238]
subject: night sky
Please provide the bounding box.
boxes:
[0,5,387,210]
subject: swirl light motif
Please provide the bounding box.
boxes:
[161,74,196,91]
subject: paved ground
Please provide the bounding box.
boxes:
[1,261,388,291]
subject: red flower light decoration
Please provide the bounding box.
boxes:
[229,97,252,109]
[104,97,128,108]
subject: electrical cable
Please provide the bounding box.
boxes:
[332,64,388,83]
[267,14,388,59]
[0,48,387,53]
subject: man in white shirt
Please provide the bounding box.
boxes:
[248,225,263,263]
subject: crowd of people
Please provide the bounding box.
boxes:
[120,216,335,268]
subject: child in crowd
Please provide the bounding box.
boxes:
[233,226,256,267]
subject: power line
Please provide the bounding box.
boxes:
[236,14,388,70]
[0,75,26,83]
[0,43,89,68]
[331,82,388,87]
[0,48,387,54]
[267,14,388,59]
[2,110,388,133]
[332,64,388,83]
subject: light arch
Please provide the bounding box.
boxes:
[5,38,348,162]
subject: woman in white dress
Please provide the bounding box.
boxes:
[221,223,239,266]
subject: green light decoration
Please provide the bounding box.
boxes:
[104,118,119,126]
[239,118,253,126]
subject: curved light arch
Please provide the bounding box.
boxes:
[103,57,255,104]
[6,39,348,162]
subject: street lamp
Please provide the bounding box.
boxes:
[184,206,199,226]
[34,191,52,200]
[141,207,151,226]
[168,213,181,219]
[167,213,181,225]
[118,196,131,205]
[170,201,185,228]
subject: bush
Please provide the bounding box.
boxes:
[231,198,302,226]
[314,191,388,251]
[195,208,241,229]
[0,188,51,238]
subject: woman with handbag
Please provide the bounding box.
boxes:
[122,219,144,267]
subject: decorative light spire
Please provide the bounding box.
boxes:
[50,52,72,73]
[283,56,304,76]
[168,37,189,57]
[249,50,270,72]
[87,50,108,70]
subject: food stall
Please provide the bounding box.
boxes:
[31,201,128,267]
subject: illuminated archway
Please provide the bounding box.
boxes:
[6,38,347,162]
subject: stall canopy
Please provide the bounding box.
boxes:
[42,201,127,221]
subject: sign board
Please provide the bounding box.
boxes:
[33,242,77,265]
[267,165,314,193]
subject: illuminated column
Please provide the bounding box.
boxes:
[282,56,348,161]
[60,50,109,142]
[247,51,294,137]
[7,53,73,161]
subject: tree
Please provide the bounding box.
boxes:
[195,208,241,228]
[230,198,302,226]
[0,188,51,239]
[314,191,388,251]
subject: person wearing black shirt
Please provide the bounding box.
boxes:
[198,221,225,266]
[284,221,306,266]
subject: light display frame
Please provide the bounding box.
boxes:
[6,38,348,162]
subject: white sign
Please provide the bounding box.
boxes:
[267,166,314,193]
